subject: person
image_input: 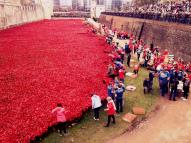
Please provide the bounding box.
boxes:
[133,64,139,75]
[119,68,125,82]
[92,28,97,34]
[144,50,151,67]
[127,53,131,67]
[107,64,115,79]
[164,69,170,93]
[150,42,154,52]
[177,70,184,81]
[115,83,125,113]
[137,47,142,61]
[169,69,175,88]
[52,103,68,136]
[183,77,190,100]
[104,97,116,127]
[124,43,129,54]
[159,70,169,96]
[143,78,150,94]
[118,48,125,63]
[114,77,119,87]
[107,82,115,100]
[169,78,179,101]
[149,71,155,92]
[186,62,191,72]
[106,33,113,44]
[125,43,132,67]
[91,93,102,120]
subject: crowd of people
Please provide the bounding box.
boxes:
[104,24,191,113]
[121,28,190,99]
[103,0,191,24]
[51,22,191,136]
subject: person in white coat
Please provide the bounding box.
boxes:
[91,93,102,120]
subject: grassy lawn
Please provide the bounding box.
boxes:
[40,67,159,143]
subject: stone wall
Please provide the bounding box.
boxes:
[99,14,191,62]
[0,0,53,29]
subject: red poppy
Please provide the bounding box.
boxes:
[0,19,110,142]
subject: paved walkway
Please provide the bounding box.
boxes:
[107,96,191,143]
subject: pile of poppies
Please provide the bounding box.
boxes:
[0,19,111,142]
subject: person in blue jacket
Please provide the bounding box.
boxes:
[107,82,115,100]
[159,70,169,96]
[164,69,170,94]
[115,83,125,113]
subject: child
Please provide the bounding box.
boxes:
[52,103,68,136]
[104,97,116,127]
[133,64,139,75]
[119,68,125,82]
[91,93,102,121]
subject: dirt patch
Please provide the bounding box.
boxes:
[120,104,161,135]
[107,97,191,143]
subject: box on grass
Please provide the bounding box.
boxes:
[123,113,137,123]
[132,107,146,115]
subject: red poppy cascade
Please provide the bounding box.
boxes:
[0,20,111,143]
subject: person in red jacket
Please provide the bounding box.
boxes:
[119,68,125,82]
[104,97,116,127]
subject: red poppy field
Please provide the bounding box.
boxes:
[0,19,110,143]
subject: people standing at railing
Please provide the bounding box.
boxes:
[102,0,191,25]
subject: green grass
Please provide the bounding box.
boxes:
[40,66,159,143]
